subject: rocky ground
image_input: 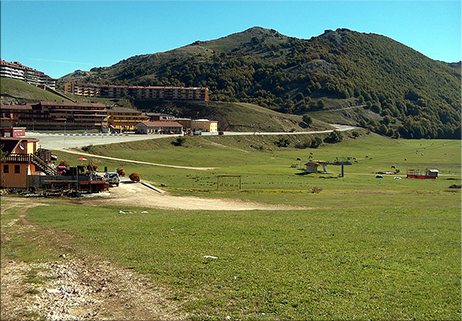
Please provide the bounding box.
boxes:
[1,257,186,321]
[1,198,187,321]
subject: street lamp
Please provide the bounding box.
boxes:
[63,120,67,148]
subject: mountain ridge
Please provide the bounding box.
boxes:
[59,27,461,139]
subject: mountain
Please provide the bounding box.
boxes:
[60,27,461,139]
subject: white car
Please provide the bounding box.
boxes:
[103,172,120,186]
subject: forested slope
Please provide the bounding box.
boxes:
[61,27,461,139]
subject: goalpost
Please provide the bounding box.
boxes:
[217,175,241,191]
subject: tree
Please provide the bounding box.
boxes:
[0,143,8,161]
[275,137,291,147]
[371,102,382,114]
[302,114,313,126]
[310,136,323,148]
[382,115,392,125]
[324,130,343,143]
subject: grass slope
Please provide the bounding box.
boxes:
[0,78,67,103]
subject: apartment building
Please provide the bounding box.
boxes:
[0,101,107,131]
[107,107,150,131]
[64,82,208,101]
[0,59,56,89]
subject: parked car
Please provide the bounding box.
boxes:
[103,172,120,186]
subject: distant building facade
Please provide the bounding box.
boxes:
[1,101,219,133]
[0,101,107,131]
[0,59,56,89]
[107,107,150,132]
[135,121,183,134]
[64,82,208,101]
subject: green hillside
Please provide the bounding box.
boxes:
[61,27,461,139]
[133,100,332,132]
[0,78,68,104]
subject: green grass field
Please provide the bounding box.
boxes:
[2,134,460,320]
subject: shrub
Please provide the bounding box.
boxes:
[310,136,323,148]
[172,136,187,146]
[116,168,125,177]
[86,162,98,172]
[274,137,291,148]
[58,160,70,167]
[302,114,312,127]
[129,172,141,182]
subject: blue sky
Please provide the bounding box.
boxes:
[1,1,461,79]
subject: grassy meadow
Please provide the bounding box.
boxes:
[2,133,460,320]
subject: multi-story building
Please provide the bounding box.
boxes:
[64,82,208,101]
[0,59,56,89]
[0,101,107,131]
[107,107,150,132]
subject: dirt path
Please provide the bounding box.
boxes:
[92,177,303,211]
[1,200,187,321]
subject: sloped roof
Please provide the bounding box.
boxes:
[0,137,39,155]
[40,101,105,108]
[137,121,183,128]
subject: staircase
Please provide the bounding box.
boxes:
[30,154,58,176]
[3,153,58,176]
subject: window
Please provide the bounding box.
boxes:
[3,164,9,173]
[14,165,20,173]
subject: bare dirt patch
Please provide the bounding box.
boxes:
[1,257,186,321]
[92,178,302,211]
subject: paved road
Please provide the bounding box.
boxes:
[26,124,355,150]
[25,132,169,150]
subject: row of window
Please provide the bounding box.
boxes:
[3,164,20,173]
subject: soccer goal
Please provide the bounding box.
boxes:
[217,175,242,191]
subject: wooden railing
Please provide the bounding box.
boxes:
[2,153,57,176]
